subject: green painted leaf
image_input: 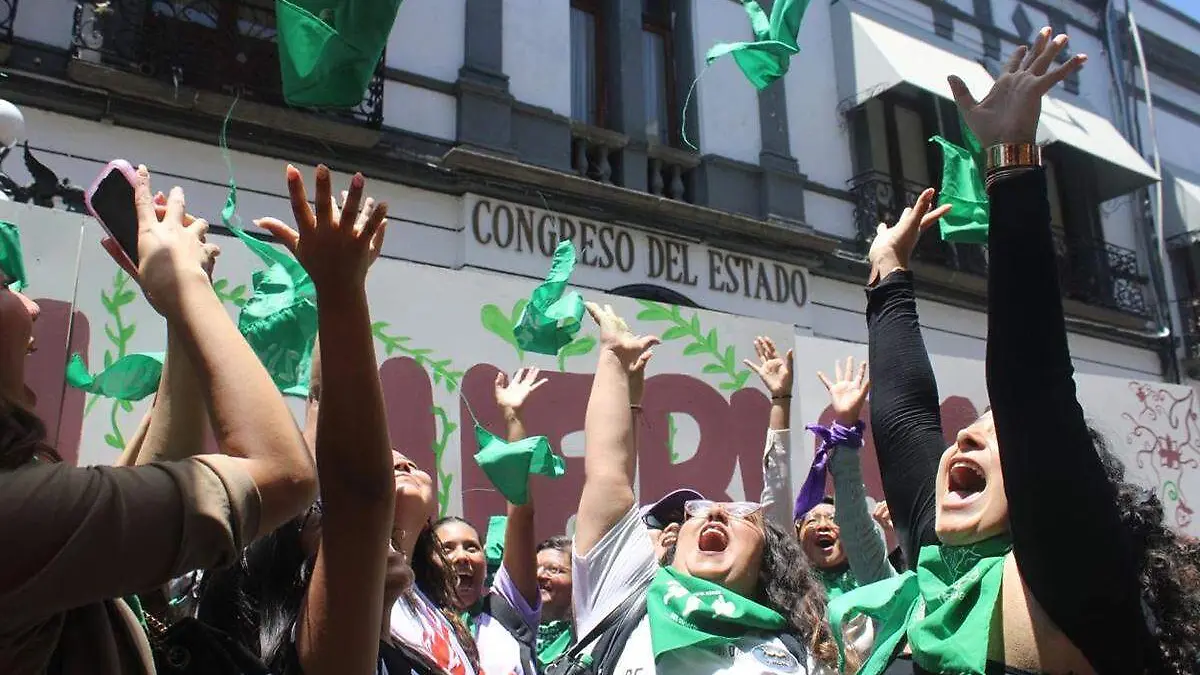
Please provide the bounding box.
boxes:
[122,325,136,341]
[702,363,726,374]
[119,399,133,412]
[115,290,137,306]
[689,315,701,333]
[661,326,691,341]
[100,290,113,311]
[510,298,529,324]
[105,325,120,345]
[103,351,114,369]
[104,433,122,449]
[733,370,752,388]
[560,336,597,357]
[372,321,390,333]
[480,304,516,345]
[723,346,736,369]
[635,301,673,322]
[705,329,718,350]
[718,381,739,391]
[229,284,247,298]
[213,278,229,293]
[683,342,708,356]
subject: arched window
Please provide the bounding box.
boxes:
[610,283,701,309]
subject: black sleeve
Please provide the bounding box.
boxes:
[986,169,1150,673]
[865,271,944,568]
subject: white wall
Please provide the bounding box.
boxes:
[12,0,75,48]
[1132,0,1200,51]
[785,0,854,188]
[383,82,457,141]
[691,0,762,164]
[386,0,465,83]
[504,0,571,116]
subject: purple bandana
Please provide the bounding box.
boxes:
[795,421,866,521]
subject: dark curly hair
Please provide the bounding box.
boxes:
[412,523,481,672]
[1092,428,1200,674]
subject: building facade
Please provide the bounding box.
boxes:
[3,0,1200,535]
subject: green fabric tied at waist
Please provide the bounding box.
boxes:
[276,0,404,108]
[828,535,1013,675]
[705,0,810,90]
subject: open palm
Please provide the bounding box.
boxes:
[495,367,549,412]
[743,336,793,398]
[817,356,870,425]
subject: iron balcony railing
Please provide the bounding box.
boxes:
[1178,298,1200,364]
[70,0,383,127]
[849,170,1151,317]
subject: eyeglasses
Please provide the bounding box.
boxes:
[683,500,764,522]
[538,564,570,577]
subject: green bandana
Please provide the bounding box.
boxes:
[646,566,786,661]
[276,0,404,108]
[65,352,165,401]
[930,118,988,244]
[484,515,506,586]
[828,536,1012,675]
[513,240,585,356]
[537,620,574,665]
[0,221,27,291]
[705,0,810,90]
[473,425,566,505]
[817,565,859,602]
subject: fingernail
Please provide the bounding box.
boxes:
[351,172,364,189]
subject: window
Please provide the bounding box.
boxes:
[643,0,678,144]
[571,0,605,127]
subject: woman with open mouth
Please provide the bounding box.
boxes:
[828,29,1200,675]
[564,302,847,675]
[430,367,547,675]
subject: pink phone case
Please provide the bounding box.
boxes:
[84,159,139,261]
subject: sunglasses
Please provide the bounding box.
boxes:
[683,499,764,522]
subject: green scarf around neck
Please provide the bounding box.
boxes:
[817,565,859,602]
[537,620,574,665]
[828,535,1012,675]
[646,566,786,661]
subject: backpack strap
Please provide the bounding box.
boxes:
[588,598,648,675]
[480,594,540,675]
[775,633,807,661]
[545,587,645,675]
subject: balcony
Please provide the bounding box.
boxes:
[0,0,17,62]
[569,121,698,203]
[69,0,383,134]
[849,171,1151,317]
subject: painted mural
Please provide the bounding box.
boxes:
[11,202,1200,539]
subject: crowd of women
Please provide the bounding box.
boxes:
[1,26,1198,675]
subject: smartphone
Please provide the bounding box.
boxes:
[85,160,140,266]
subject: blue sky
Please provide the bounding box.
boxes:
[1162,0,1200,22]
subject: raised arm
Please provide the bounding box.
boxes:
[261,167,392,675]
[574,303,659,556]
[817,358,893,584]
[494,368,548,612]
[951,31,1148,670]
[863,193,951,566]
[744,336,795,528]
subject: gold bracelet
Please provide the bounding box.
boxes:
[985,143,1041,174]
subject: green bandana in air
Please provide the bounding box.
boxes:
[827,536,1012,675]
[219,100,317,398]
[537,620,574,665]
[0,221,27,291]
[930,118,988,244]
[817,565,859,602]
[474,425,566,505]
[705,0,810,90]
[65,352,165,401]
[646,566,786,661]
[276,0,404,108]
[513,240,585,356]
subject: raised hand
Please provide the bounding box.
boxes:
[123,168,219,317]
[585,302,660,367]
[495,367,549,413]
[867,188,952,279]
[261,165,388,296]
[743,336,794,399]
[873,500,894,537]
[817,356,870,426]
[257,186,388,268]
[948,26,1086,147]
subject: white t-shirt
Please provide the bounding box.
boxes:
[471,564,540,675]
[390,588,477,675]
[572,507,835,675]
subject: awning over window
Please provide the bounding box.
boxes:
[1038,96,1159,201]
[831,6,995,108]
[1162,163,1200,242]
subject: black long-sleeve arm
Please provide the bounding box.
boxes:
[986,169,1149,673]
[865,271,944,568]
